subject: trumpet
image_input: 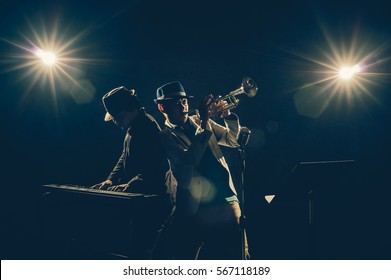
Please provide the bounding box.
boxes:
[189,77,258,120]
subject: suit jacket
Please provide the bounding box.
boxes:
[159,114,241,215]
[108,111,176,203]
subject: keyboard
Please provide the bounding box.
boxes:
[42,184,157,200]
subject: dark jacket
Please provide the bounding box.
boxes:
[108,110,176,202]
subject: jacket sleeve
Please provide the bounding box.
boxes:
[209,113,241,148]
[107,137,127,184]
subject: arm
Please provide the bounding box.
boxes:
[107,132,129,184]
[107,149,125,184]
[202,95,241,148]
[90,137,127,189]
[208,113,241,148]
[90,151,124,189]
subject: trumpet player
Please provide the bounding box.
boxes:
[154,81,248,259]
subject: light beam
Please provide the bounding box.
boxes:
[0,16,98,103]
[289,26,390,114]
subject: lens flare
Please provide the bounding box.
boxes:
[0,16,98,104]
[288,25,390,118]
[339,64,361,80]
[34,49,57,66]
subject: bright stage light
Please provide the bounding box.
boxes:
[1,16,97,101]
[34,49,57,66]
[292,34,389,97]
[339,64,361,80]
[289,27,390,118]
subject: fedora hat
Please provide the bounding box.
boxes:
[102,86,141,121]
[154,81,193,104]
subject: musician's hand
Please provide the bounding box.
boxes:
[107,183,128,192]
[198,94,213,129]
[210,96,230,118]
[90,179,113,190]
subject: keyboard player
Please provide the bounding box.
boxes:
[91,86,176,259]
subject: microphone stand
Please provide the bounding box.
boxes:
[238,145,247,260]
[237,128,250,260]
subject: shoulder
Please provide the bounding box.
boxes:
[144,112,159,125]
[134,111,161,131]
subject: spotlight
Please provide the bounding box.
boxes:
[1,16,98,98]
[34,49,57,66]
[291,31,390,107]
[339,64,361,80]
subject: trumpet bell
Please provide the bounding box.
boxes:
[242,77,258,97]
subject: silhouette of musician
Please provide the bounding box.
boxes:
[92,86,176,259]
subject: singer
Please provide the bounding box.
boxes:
[154,81,249,260]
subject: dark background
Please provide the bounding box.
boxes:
[1,0,390,259]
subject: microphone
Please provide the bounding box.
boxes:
[237,127,251,148]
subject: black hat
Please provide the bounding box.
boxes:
[154,81,194,104]
[102,86,141,121]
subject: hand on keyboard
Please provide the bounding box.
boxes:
[107,183,129,192]
[90,179,113,190]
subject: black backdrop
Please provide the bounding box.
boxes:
[1,0,390,259]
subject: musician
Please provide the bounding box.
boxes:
[92,86,176,259]
[155,81,247,259]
